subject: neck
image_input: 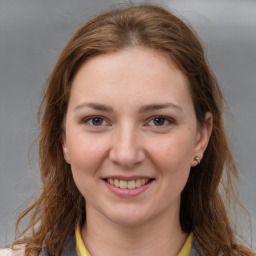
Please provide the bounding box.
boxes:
[81,205,188,256]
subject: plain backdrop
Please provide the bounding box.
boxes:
[0,0,255,248]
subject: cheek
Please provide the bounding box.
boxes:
[67,134,110,199]
[149,131,195,176]
[67,132,109,175]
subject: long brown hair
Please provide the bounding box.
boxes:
[12,4,254,256]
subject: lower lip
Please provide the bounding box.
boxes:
[104,180,154,198]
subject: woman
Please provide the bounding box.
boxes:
[2,4,255,256]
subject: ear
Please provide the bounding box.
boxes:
[62,134,70,164]
[191,112,213,167]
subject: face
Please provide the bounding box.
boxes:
[63,47,211,226]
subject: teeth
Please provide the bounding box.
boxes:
[128,180,135,189]
[107,178,151,189]
[120,180,128,189]
[135,179,141,187]
[114,179,119,187]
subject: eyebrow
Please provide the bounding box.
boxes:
[74,102,182,113]
[74,102,114,112]
[139,102,182,112]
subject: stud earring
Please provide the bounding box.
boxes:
[195,156,200,164]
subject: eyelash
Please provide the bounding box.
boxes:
[147,116,175,127]
[82,115,175,128]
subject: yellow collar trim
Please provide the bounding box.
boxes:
[75,225,90,256]
[178,232,193,256]
[75,225,193,256]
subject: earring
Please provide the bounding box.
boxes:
[195,156,200,164]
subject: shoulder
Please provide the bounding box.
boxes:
[0,246,25,256]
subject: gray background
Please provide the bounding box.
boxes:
[0,0,255,248]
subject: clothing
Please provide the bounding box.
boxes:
[74,225,198,256]
[75,225,90,256]
[0,246,25,256]
[75,225,194,256]
[0,230,199,256]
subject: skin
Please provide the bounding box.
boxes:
[62,47,212,256]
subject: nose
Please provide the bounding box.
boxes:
[109,124,145,168]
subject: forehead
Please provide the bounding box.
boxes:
[69,47,192,111]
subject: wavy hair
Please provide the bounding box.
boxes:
[12,4,254,256]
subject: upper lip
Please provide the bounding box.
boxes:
[103,175,154,181]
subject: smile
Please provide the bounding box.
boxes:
[106,178,151,189]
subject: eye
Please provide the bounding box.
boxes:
[82,116,108,127]
[147,116,174,127]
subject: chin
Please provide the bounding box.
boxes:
[109,215,149,227]
[104,207,153,227]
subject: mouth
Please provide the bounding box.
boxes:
[104,178,154,189]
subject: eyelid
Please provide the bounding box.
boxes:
[81,115,175,128]
[146,115,176,127]
[82,115,110,127]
